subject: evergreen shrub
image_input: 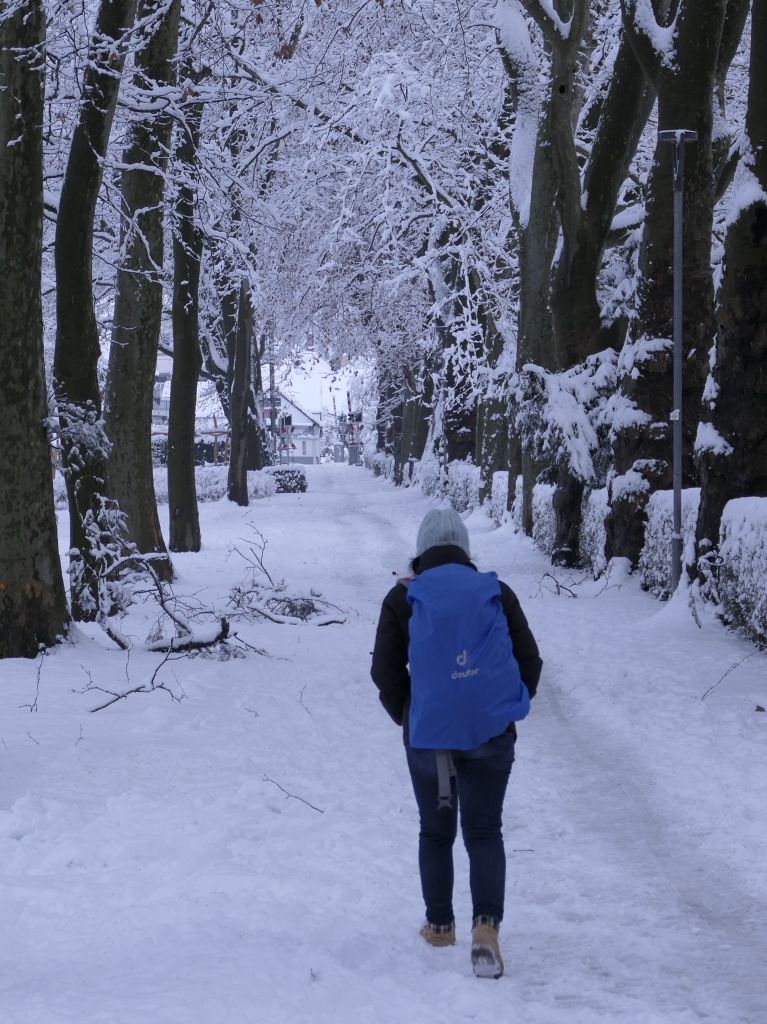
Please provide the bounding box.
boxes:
[532,483,556,555]
[510,475,524,532]
[267,466,308,493]
[580,488,609,577]
[488,471,509,526]
[638,488,700,599]
[55,467,278,509]
[719,498,767,645]
[446,460,480,514]
[417,456,442,497]
[365,450,395,478]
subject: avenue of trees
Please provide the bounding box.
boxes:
[0,0,765,657]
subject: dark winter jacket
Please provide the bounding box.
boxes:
[370,544,542,738]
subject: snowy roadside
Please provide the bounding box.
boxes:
[1,465,765,1024]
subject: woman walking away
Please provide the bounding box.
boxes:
[371,508,542,979]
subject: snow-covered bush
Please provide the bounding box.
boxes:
[638,488,700,599]
[510,474,524,533]
[53,472,68,510]
[488,471,509,526]
[718,499,767,645]
[532,483,556,555]
[580,487,609,577]
[151,467,276,505]
[446,460,480,514]
[417,455,442,497]
[365,450,394,478]
[56,466,284,512]
[514,350,618,491]
[267,466,308,493]
[247,470,279,500]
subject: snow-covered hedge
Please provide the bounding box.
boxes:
[532,483,556,555]
[580,487,609,577]
[156,466,278,502]
[719,498,767,645]
[417,455,442,497]
[510,474,524,532]
[53,472,68,510]
[638,488,700,599]
[364,450,395,479]
[488,471,509,526]
[267,466,308,493]
[446,460,480,514]
[53,467,278,510]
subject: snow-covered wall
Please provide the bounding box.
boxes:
[719,498,767,645]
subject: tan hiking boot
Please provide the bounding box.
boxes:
[420,920,456,947]
[471,916,503,979]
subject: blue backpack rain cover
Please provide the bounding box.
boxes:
[406,563,529,750]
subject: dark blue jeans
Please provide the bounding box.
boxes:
[406,733,515,926]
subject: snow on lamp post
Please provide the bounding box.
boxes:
[658,128,697,593]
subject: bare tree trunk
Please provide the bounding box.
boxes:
[168,95,204,552]
[53,0,137,618]
[549,17,658,367]
[228,280,252,506]
[712,0,751,197]
[402,367,434,482]
[549,20,657,565]
[246,332,271,470]
[696,0,767,569]
[0,0,69,657]
[606,0,729,566]
[501,12,573,535]
[105,0,181,581]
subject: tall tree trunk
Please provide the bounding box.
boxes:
[499,13,564,534]
[399,366,433,483]
[53,0,138,619]
[548,9,660,565]
[105,0,181,581]
[168,96,204,552]
[696,0,767,568]
[549,19,658,367]
[246,333,271,470]
[504,2,588,543]
[606,0,727,566]
[0,0,69,656]
[228,280,252,506]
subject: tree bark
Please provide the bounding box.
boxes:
[246,333,271,470]
[695,0,767,565]
[168,95,204,552]
[606,0,727,566]
[0,0,70,657]
[550,19,658,367]
[105,0,181,581]
[53,0,138,618]
[502,8,578,536]
[228,280,252,506]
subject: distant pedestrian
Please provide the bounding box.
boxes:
[371,508,542,979]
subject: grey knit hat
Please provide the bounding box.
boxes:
[415,508,471,558]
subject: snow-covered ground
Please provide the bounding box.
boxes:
[1,465,765,1024]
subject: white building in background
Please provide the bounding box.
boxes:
[265,394,322,465]
[151,374,322,465]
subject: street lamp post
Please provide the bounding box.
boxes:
[658,128,697,593]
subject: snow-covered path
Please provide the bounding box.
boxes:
[1,465,765,1024]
